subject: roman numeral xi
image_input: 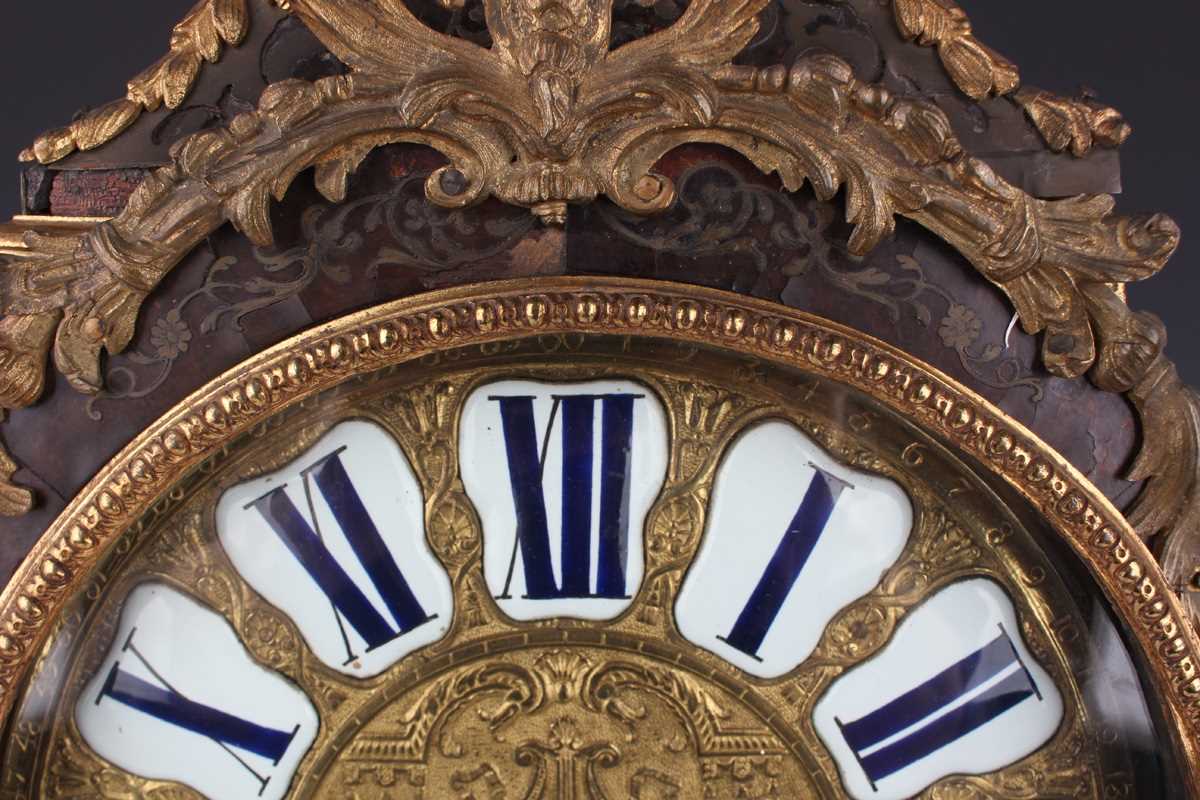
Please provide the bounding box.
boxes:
[247,447,436,665]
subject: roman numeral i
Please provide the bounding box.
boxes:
[720,465,851,660]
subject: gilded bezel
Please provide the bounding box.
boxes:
[0,277,1196,791]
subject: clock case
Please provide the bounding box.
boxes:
[0,0,1197,794]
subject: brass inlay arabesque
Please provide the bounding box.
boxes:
[3,0,1196,639]
[0,280,1194,796]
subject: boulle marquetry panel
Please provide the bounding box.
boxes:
[0,0,1149,582]
[1,0,1198,796]
[0,146,1145,585]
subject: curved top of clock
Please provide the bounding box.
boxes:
[0,0,1196,661]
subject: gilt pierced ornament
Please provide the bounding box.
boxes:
[1,2,1199,797]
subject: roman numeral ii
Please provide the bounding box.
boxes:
[835,625,1043,790]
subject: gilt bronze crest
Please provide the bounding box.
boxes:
[0,0,1197,797]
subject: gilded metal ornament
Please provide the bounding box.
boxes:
[0,280,1197,796]
[1,0,1197,626]
[19,0,1132,166]
[890,0,1019,99]
[19,0,259,165]
[889,0,1131,155]
[1,0,1198,794]
[0,313,1148,797]
[0,412,31,517]
[1012,87,1133,157]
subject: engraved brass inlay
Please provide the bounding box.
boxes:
[1,0,1193,637]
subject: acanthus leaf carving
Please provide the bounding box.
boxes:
[890,0,1129,157]
[580,659,780,755]
[891,0,1019,100]
[0,0,1195,625]
[21,0,265,165]
[1014,87,1133,157]
[0,412,32,517]
[1083,283,1200,617]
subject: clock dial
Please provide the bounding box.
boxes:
[0,334,1183,799]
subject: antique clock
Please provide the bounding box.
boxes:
[0,0,1197,798]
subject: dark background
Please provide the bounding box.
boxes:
[0,0,1196,383]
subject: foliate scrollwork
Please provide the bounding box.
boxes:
[1013,87,1132,158]
[0,0,1195,624]
[890,0,1129,156]
[891,0,1018,100]
[46,729,203,800]
[580,660,780,755]
[21,0,262,165]
[928,737,1098,800]
[0,412,32,516]
[81,171,531,419]
[0,0,1172,388]
[314,643,811,796]
[599,164,1044,399]
[1083,284,1200,618]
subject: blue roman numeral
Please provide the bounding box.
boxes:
[720,466,849,659]
[492,393,640,600]
[835,625,1042,790]
[97,628,299,795]
[248,448,434,663]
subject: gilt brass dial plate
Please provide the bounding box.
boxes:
[0,281,1188,798]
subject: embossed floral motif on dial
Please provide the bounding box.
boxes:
[2,332,1173,799]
